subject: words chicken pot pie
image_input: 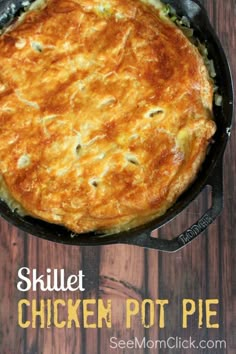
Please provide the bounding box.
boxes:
[0,0,216,234]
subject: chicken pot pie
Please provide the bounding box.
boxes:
[0,0,216,234]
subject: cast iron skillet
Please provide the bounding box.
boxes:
[0,0,234,251]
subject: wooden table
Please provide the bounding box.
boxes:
[0,0,235,353]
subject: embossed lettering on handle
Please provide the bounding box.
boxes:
[178,214,213,245]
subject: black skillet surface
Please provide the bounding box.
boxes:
[0,0,234,251]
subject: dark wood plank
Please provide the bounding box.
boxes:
[145,248,160,354]
[82,246,100,354]
[0,219,25,354]
[213,0,236,352]
[99,245,146,354]
[202,0,236,352]
[157,192,210,354]
[24,236,84,354]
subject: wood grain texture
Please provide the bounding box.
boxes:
[0,0,235,353]
[202,1,236,353]
[0,222,26,354]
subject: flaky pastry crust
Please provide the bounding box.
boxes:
[0,0,216,233]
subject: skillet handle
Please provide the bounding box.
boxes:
[123,159,223,252]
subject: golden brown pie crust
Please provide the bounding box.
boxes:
[0,0,216,233]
